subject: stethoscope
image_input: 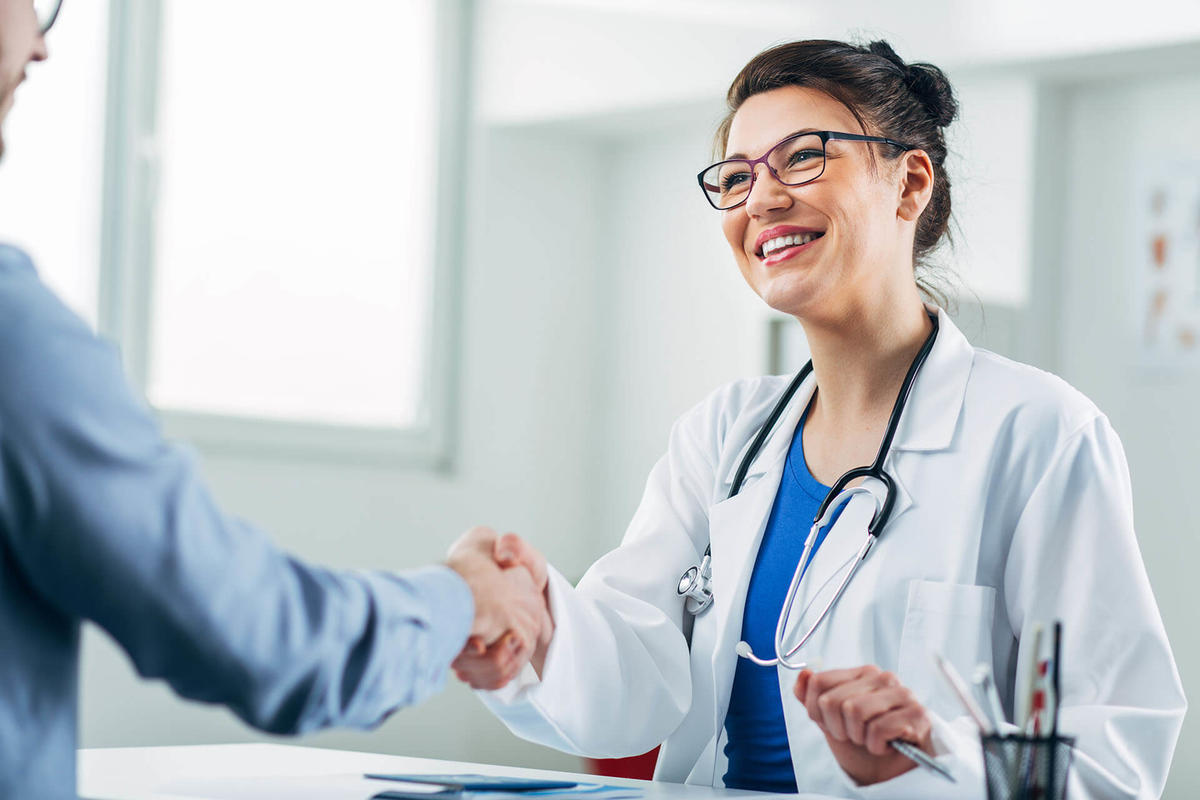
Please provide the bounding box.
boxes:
[676,312,939,670]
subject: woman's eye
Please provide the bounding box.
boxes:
[721,172,751,191]
[788,150,822,167]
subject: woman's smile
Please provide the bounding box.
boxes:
[755,225,827,266]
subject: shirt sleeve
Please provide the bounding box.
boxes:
[0,247,473,733]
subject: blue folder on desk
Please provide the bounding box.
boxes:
[365,774,643,800]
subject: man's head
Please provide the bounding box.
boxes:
[0,0,62,158]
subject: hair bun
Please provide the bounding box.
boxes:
[866,40,958,128]
[903,63,958,128]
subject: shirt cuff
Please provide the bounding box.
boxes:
[397,564,475,672]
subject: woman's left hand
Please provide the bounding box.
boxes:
[794,665,934,786]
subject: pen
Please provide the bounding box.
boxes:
[1050,621,1063,737]
[889,739,956,783]
[1021,624,1044,730]
[1027,673,1046,737]
[934,653,994,734]
[972,664,1007,732]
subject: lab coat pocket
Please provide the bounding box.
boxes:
[896,579,996,720]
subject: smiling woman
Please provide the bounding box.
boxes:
[710,40,958,317]
[460,37,1186,800]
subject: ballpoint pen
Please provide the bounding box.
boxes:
[889,739,956,783]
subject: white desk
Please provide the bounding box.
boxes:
[78,744,839,800]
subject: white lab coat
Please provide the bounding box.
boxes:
[481,309,1186,799]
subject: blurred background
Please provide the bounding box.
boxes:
[0,0,1197,796]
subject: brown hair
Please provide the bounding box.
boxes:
[715,39,959,304]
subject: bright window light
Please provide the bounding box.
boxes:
[0,0,109,326]
[147,1,438,429]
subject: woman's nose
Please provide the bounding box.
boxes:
[31,34,49,63]
[744,163,792,216]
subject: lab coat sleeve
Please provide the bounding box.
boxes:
[479,388,730,757]
[0,250,474,734]
[1002,415,1185,800]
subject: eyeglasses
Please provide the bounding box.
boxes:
[34,0,64,34]
[697,130,913,211]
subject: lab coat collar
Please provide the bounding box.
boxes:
[721,305,974,489]
[720,371,816,491]
[889,306,974,453]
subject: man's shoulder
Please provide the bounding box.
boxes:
[0,244,46,320]
[0,244,108,421]
[0,243,37,277]
[0,244,85,339]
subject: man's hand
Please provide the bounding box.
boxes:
[451,532,554,690]
[445,527,547,657]
[794,665,934,786]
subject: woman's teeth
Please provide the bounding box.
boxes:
[761,232,823,257]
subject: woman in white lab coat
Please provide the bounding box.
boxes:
[455,40,1186,799]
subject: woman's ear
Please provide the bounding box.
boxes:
[896,149,935,223]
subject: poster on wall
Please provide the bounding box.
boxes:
[1136,161,1200,368]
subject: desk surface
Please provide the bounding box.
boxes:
[78,744,839,800]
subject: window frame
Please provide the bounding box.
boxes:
[97,0,472,467]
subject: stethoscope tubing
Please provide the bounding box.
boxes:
[765,487,880,669]
[679,312,941,670]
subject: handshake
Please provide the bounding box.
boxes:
[444,526,553,690]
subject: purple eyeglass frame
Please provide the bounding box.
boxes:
[697,130,913,211]
[38,0,65,34]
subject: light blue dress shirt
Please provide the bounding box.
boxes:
[0,245,475,800]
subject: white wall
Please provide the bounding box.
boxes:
[78,129,608,773]
[478,0,1200,126]
[592,125,770,543]
[1055,70,1200,799]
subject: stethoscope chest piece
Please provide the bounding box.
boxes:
[677,552,714,615]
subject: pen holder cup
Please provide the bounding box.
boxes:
[981,734,1075,800]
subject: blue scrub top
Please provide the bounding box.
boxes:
[722,403,844,793]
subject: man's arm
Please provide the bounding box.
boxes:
[0,247,537,732]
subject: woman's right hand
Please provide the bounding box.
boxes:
[452,533,554,690]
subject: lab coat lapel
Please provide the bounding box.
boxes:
[889,307,975,454]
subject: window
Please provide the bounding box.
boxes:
[103,0,470,462]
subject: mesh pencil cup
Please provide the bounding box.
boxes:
[980,734,1075,800]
